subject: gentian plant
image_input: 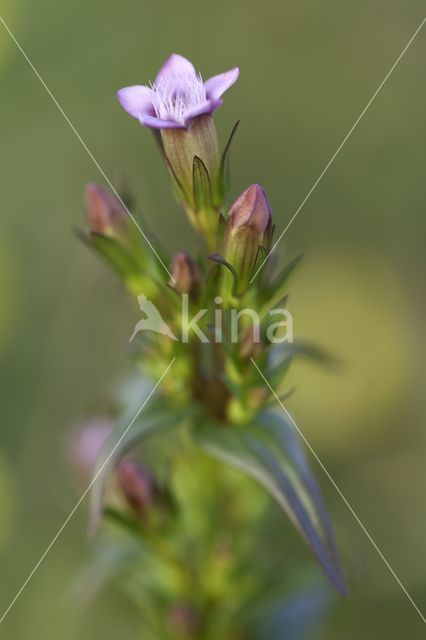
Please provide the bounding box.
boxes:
[75,53,345,639]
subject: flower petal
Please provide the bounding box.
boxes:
[204,67,239,100]
[139,113,185,129]
[116,85,154,120]
[183,98,223,127]
[155,53,197,83]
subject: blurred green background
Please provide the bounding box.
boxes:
[1,0,425,637]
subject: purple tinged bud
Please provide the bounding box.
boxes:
[167,603,201,637]
[116,460,161,519]
[84,183,127,237]
[227,184,271,236]
[170,251,201,297]
[224,184,272,294]
[239,324,262,359]
[67,418,112,480]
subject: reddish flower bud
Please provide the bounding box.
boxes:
[239,324,262,359]
[84,183,127,236]
[227,184,271,236]
[224,184,271,294]
[116,460,161,518]
[67,418,112,480]
[170,251,201,297]
[167,603,201,637]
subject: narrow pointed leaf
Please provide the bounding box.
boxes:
[260,254,304,319]
[192,411,346,594]
[89,233,141,281]
[269,342,340,373]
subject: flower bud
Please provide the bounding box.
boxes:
[239,324,262,359]
[169,252,201,297]
[116,460,161,519]
[224,184,271,294]
[67,418,112,480]
[167,603,201,637]
[85,183,128,237]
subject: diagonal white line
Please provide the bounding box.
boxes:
[250,16,426,283]
[0,357,176,626]
[0,15,174,282]
[250,357,426,625]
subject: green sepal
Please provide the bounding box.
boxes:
[208,253,239,299]
[193,155,213,210]
[217,120,240,200]
[90,233,141,279]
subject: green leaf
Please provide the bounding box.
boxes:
[260,254,304,320]
[67,537,142,608]
[269,342,340,374]
[89,396,185,535]
[264,386,295,409]
[193,155,213,210]
[90,232,141,281]
[192,411,346,594]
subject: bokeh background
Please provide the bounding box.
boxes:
[1,0,425,637]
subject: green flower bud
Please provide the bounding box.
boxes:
[224,184,271,294]
[169,251,201,298]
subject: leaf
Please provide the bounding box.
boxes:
[89,232,141,281]
[66,537,142,608]
[89,399,185,535]
[269,342,340,374]
[260,254,304,320]
[255,588,330,640]
[193,155,213,210]
[264,386,295,409]
[192,411,346,594]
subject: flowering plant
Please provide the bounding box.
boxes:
[75,54,345,639]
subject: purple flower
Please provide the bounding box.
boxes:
[117,54,239,130]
